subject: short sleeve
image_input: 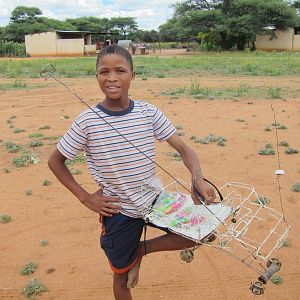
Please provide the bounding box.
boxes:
[57,120,88,160]
[152,106,176,141]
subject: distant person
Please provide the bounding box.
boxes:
[48,44,216,300]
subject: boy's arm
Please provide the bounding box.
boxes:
[166,134,216,205]
[48,148,121,216]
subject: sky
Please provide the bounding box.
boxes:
[0,0,177,30]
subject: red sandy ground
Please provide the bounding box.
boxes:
[0,57,299,299]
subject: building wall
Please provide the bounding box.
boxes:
[255,28,299,51]
[293,35,300,51]
[56,39,84,56]
[25,32,57,56]
[84,45,96,55]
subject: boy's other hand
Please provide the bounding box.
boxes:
[81,189,121,216]
[191,179,216,205]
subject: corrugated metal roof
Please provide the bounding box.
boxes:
[55,30,113,35]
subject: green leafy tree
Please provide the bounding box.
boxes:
[139,30,160,42]
[10,6,42,23]
[109,17,138,39]
[67,17,111,32]
[167,0,299,50]
[2,6,76,42]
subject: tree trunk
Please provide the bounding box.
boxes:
[220,32,229,50]
[236,36,246,51]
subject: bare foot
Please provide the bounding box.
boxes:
[127,243,144,289]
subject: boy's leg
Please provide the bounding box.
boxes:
[127,232,196,288]
[113,272,132,300]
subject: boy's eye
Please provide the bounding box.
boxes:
[99,70,108,75]
[117,69,125,73]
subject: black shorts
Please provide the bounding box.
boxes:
[100,213,169,274]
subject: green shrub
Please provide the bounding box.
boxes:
[13,128,25,134]
[0,214,11,223]
[23,279,47,299]
[265,143,273,149]
[65,152,86,166]
[39,125,51,130]
[4,140,22,153]
[291,182,300,192]
[42,179,52,186]
[70,168,82,175]
[279,141,289,147]
[0,41,26,57]
[13,78,26,88]
[271,275,283,285]
[40,240,49,247]
[258,148,275,155]
[20,262,38,276]
[12,152,40,167]
[256,195,270,206]
[267,87,283,99]
[28,133,44,138]
[26,189,32,196]
[29,140,44,148]
[285,148,298,154]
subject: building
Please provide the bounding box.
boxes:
[256,27,300,51]
[25,31,105,57]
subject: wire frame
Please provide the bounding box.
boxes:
[141,167,290,274]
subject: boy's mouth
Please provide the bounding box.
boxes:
[107,86,120,91]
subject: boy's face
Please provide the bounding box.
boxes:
[96,54,135,102]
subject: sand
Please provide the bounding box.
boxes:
[0,65,299,299]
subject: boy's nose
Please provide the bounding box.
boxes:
[107,76,117,82]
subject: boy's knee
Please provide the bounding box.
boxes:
[113,272,129,289]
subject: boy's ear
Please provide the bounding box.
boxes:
[131,71,136,80]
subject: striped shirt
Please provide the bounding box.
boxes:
[57,100,176,217]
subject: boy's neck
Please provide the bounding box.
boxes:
[101,97,130,111]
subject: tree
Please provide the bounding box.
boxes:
[165,0,300,50]
[159,18,182,42]
[173,0,222,16]
[10,6,42,23]
[67,17,111,32]
[109,17,138,39]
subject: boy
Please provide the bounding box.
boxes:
[48,45,216,300]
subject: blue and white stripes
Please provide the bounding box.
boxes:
[57,100,176,217]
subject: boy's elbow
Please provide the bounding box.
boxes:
[48,149,66,170]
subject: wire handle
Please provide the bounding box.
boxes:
[40,63,56,80]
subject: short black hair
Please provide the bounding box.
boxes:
[96,44,133,71]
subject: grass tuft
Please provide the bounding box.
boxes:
[40,240,49,247]
[291,182,300,192]
[23,278,47,299]
[165,151,182,161]
[255,195,270,206]
[26,189,33,196]
[271,275,283,285]
[39,125,51,130]
[28,133,44,139]
[4,140,22,153]
[13,128,25,134]
[12,152,40,167]
[20,262,38,276]
[29,140,44,148]
[285,148,298,154]
[0,214,12,224]
[65,152,86,166]
[42,179,52,186]
[279,140,289,147]
[280,239,291,247]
